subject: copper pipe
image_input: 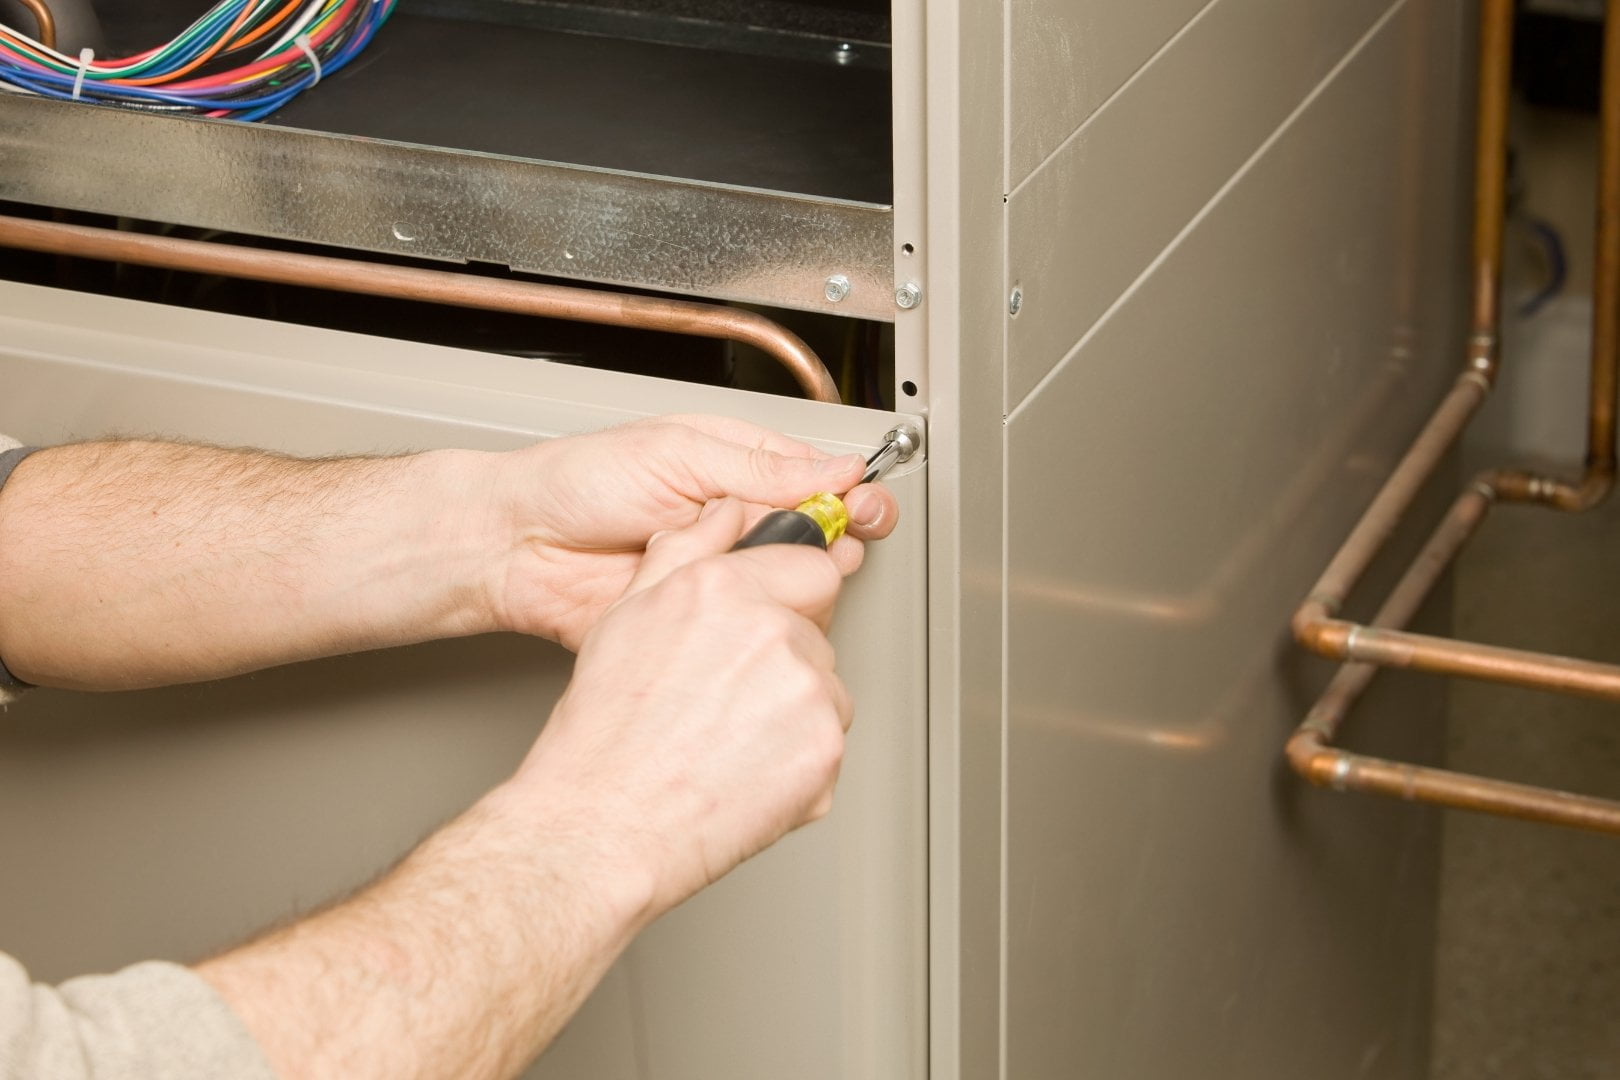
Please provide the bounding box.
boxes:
[1331,622,1620,700]
[1287,0,1620,833]
[1291,0,1513,640]
[1289,483,1620,835]
[1590,1,1620,477]
[0,215,841,404]
[1291,371,1489,641]
[1469,0,1514,348]
[1477,0,1620,512]
[11,0,55,48]
[1290,748,1620,834]
[1294,486,1495,748]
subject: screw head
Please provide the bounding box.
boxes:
[824,274,851,303]
[1009,287,1023,316]
[894,281,922,310]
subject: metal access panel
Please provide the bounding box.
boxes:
[0,0,1478,1075]
[0,0,898,322]
[0,281,929,1079]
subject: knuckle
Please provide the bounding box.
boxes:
[806,792,835,822]
[651,422,705,463]
[746,445,783,484]
[811,720,846,774]
[778,660,823,705]
[680,556,739,598]
[655,561,730,617]
[806,551,844,597]
[750,604,800,648]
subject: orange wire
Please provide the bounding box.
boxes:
[229,0,305,52]
[116,0,260,86]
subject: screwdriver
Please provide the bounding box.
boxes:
[730,422,923,551]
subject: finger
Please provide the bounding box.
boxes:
[841,483,900,540]
[734,504,865,578]
[806,754,845,822]
[681,432,865,509]
[787,611,837,673]
[656,414,825,460]
[825,534,867,578]
[826,671,854,733]
[621,497,748,598]
[726,543,845,629]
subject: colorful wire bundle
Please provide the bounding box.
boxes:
[0,0,396,121]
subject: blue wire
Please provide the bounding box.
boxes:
[0,0,394,119]
[1519,218,1568,319]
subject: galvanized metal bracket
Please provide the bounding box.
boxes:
[0,97,896,321]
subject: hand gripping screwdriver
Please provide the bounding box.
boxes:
[730,422,922,551]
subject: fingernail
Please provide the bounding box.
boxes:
[698,498,724,521]
[845,489,885,529]
[646,529,671,547]
[815,453,863,475]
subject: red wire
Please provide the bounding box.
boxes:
[165,0,354,91]
[229,1,306,52]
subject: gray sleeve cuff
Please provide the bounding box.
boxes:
[0,444,39,700]
[0,953,277,1080]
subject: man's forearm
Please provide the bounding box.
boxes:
[196,782,652,1080]
[0,441,505,690]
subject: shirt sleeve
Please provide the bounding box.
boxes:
[0,952,277,1080]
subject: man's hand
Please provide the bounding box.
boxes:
[199,494,867,1080]
[0,416,899,690]
[510,496,853,912]
[487,414,898,650]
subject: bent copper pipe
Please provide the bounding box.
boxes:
[0,215,841,403]
[1485,0,1620,512]
[9,0,56,48]
[1288,0,1620,833]
[1289,480,1620,834]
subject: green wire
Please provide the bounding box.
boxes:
[1,0,345,87]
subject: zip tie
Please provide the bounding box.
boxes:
[70,48,93,102]
[294,34,321,86]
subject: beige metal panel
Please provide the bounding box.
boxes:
[913,0,1011,1074]
[1006,0,1394,407]
[1008,0,1209,186]
[1004,0,1465,1074]
[890,0,929,403]
[0,284,927,1080]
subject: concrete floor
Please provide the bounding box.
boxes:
[1429,104,1620,1080]
[1430,493,1620,1079]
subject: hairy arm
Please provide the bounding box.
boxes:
[196,785,653,1080]
[0,441,503,690]
[197,501,855,1079]
[0,417,896,691]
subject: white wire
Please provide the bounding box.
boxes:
[260,0,329,60]
[0,0,339,101]
[1,0,280,75]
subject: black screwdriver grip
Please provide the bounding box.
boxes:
[729,509,830,551]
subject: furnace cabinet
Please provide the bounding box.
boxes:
[0,0,1466,1076]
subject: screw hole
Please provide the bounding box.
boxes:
[901,380,918,397]
[901,243,915,256]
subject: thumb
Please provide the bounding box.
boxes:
[687,435,866,508]
[620,497,747,598]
